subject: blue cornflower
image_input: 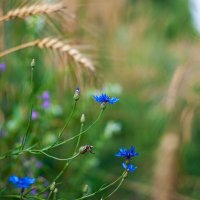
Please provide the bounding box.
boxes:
[31,110,39,120]
[0,63,6,72]
[115,146,139,160]
[9,175,35,189]
[122,163,137,173]
[42,91,50,100]
[93,93,119,105]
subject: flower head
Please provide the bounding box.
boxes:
[0,63,6,72]
[42,100,51,109]
[9,175,35,189]
[74,87,80,101]
[115,146,139,161]
[42,91,50,100]
[122,163,137,173]
[93,93,119,105]
[31,110,39,120]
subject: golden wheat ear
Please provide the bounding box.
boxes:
[0,37,95,72]
[0,3,65,22]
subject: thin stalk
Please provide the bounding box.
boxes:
[50,101,77,148]
[0,195,21,199]
[53,192,57,200]
[102,176,125,200]
[74,122,84,154]
[38,119,85,196]
[42,109,104,151]
[47,191,53,200]
[75,172,125,200]
[28,150,80,161]
[21,66,34,150]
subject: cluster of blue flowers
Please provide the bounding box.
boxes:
[8,91,138,196]
[115,146,139,173]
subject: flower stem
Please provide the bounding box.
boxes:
[75,172,125,200]
[74,122,84,154]
[102,175,125,200]
[21,64,34,150]
[49,100,77,148]
[45,109,104,151]
[37,118,85,197]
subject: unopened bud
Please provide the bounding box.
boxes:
[80,114,85,123]
[31,58,35,69]
[79,145,94,154]
[54,188,58,193]
[73,87,80,101]
[82,184,89,194]
[50,182,56,191]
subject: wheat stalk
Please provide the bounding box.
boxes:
[0,3,65,22]
[0,37,95,72]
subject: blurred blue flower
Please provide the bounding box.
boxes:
[42,91,50,100]
[30,188,38,195]
[115,146,139,160]
[42,100,51,109]
[9,175,35,189]
[0,63,6,72]
[93,93,119,104]
[0,129,7,138]
[40,91,51,109]
[31,110,39,120]
[122,163,137,172]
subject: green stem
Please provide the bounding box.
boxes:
[21,66,34,150]
[75,172,125,200]
[47,191,53,200]
[102,176,125,200]
[28,149,80,161]
[74,122,84,154]
[53,192,57,200]
[50,101,77,148]
[43,109,104,151]
[37,119,85,197]
[0,195,20,199]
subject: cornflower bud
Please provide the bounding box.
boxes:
[50,182,56,191]
[54,188,58,193]
[82,184,89,194]
[73,87,80,101]
[80,114,85,123]
[31,58,35,69]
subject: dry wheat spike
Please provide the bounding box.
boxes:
[0,37,95,72]
[0,3,65,22]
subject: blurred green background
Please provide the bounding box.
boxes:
[0,0,200,199]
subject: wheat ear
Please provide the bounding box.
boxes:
[0,3,65,22]
[0,38,95,72]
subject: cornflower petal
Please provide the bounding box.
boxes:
[93,93,119,105]
[9,175,35,189]
[115,146,139,161]
[122,163,137,173]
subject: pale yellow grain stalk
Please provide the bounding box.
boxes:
[0,3,65,22]
[152,132,180,200]
[0,38,95,72]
